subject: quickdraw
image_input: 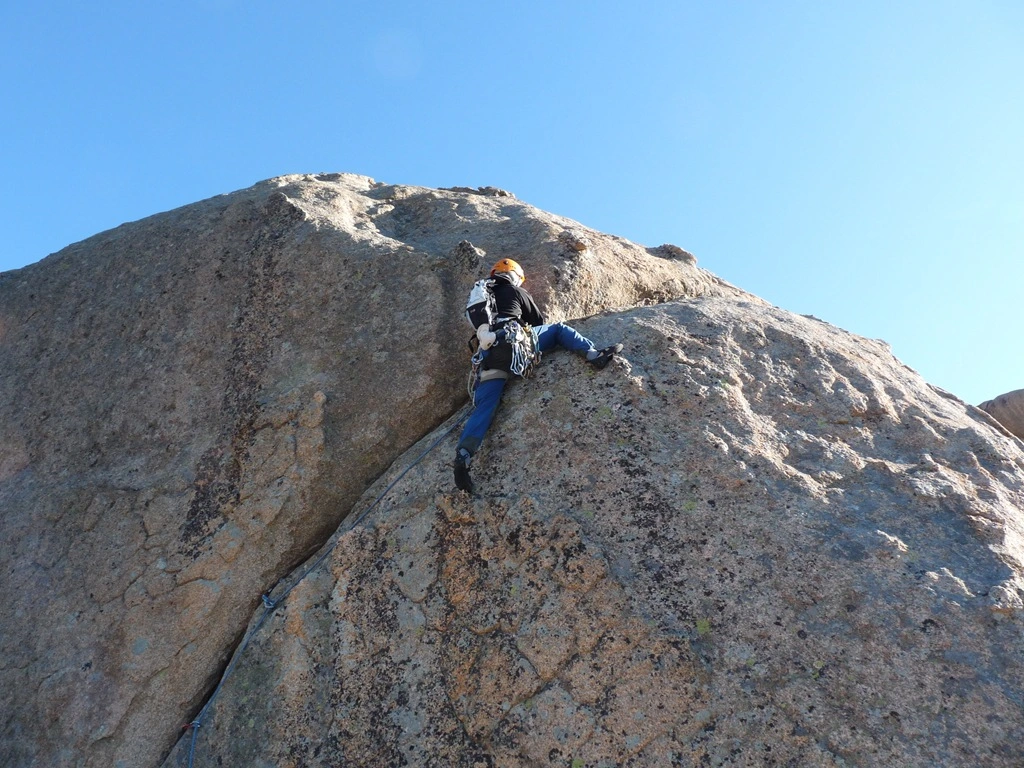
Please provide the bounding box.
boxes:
[468,348,485,401]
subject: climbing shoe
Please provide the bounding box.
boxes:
[587,343,623,370]
[454,448,474,493]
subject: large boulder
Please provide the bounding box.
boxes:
[0,174,736,768]
[979,388,1024,440]
[162,297,1024,767]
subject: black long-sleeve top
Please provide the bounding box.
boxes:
[492,273,545,327]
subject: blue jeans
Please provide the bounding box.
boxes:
[457,322,594,454]
[534,322,593,354]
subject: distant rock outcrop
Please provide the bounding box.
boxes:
[980,388,1024,440]
[0,174,737,767]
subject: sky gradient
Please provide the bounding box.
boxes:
[2,1,1021,405]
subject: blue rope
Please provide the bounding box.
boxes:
[184,408,469,767]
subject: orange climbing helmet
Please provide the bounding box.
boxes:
[490,258,525,286]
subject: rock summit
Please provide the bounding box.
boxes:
[1,174,1022,767]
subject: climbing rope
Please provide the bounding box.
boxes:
[184,408,470,767]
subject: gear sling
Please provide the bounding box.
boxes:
[464,278,540,400]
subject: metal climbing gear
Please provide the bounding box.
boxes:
[505,320,540,378]
[466,319,540,401]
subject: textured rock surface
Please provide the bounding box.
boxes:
[163,298,1024,767]
[980,388,1024,440]
[0,174,735,768]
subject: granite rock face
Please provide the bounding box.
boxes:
[162,298,1024,767]
[980,388,1024,441]
[0,174,732,768]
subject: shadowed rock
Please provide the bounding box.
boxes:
[0,174,739,767]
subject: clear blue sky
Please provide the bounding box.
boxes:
[2,1,1021,405]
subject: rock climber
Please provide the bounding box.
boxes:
[454,258,622,493]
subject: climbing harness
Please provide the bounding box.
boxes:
[466,320,540,403]
[182,408,470,768]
